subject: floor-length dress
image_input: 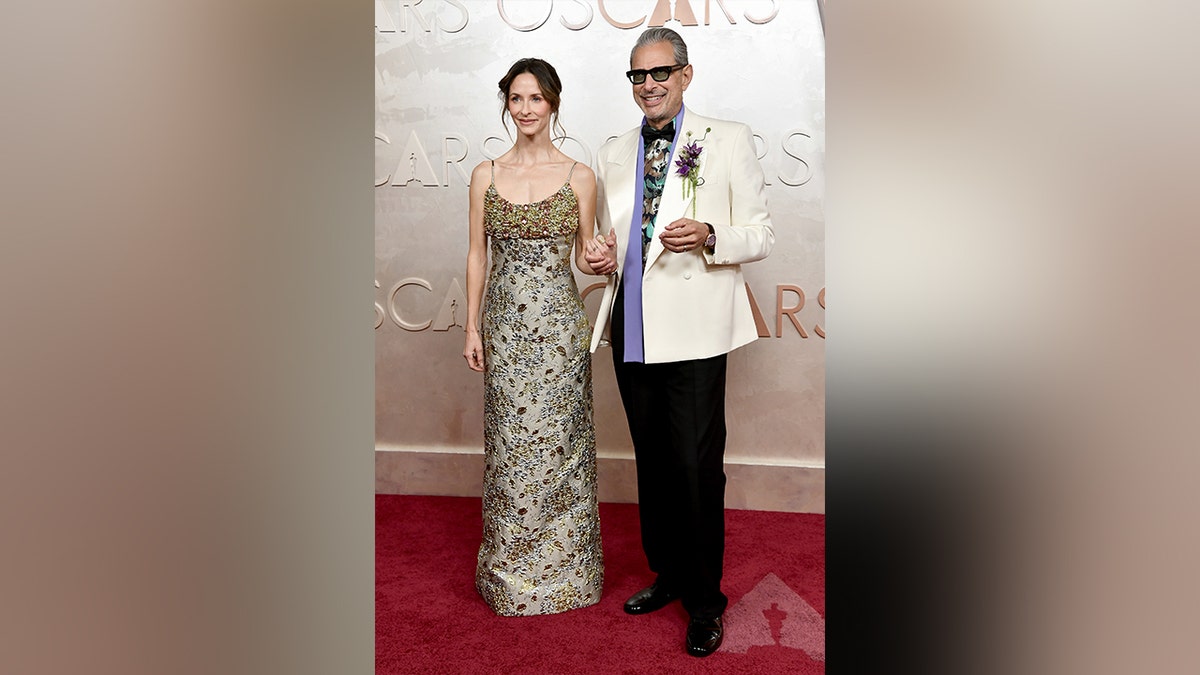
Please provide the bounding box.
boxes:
[475,162,604,616]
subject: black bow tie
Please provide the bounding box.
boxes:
[641,122,675,145]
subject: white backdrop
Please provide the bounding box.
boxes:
[375,0,825,510]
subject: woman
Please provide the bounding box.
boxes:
[463,58,617,616]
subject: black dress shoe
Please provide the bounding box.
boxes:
[623,583,679,614]
[686,616,723,657]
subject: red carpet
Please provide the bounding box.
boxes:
[376,494,825,674]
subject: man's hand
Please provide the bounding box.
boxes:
[659,218,706,253]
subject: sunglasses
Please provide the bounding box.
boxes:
[625,64,686,84]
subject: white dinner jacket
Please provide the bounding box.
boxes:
[589,108,775,363]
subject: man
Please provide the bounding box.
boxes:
[588,27,775,657]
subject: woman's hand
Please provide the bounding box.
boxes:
[584,231,618,275]
[463,329,484,372]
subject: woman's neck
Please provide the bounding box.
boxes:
[507,131,559,164]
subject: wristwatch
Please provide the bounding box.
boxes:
[703,223,716,250]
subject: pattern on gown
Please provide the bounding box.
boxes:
[476,163,604,616]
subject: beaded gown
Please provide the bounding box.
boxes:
[475,161,604,616]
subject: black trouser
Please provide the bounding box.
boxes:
[611,283,729,620]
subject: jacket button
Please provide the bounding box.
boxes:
[683,273,692,280]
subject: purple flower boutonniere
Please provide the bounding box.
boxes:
[674,127,711,218]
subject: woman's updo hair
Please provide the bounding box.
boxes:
[498,57,566,141]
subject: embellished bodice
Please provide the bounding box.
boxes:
[483,163,579,240]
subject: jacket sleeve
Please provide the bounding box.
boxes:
[594,144,612,237]
[705,123,775,266]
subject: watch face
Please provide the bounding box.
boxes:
[705,233,717,247]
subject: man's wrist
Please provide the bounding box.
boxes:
[703,222,716,250]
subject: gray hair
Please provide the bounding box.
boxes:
[630,27,688,66]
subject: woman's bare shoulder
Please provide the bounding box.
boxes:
[568,161,595,182]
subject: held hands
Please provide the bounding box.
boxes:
[659,218,706,253]
[584,230,618,275]
[463,330,484,372]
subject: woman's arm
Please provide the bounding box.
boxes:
[572,164,616,275]
[463,162,490,372]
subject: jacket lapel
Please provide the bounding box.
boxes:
[604,132,640,276]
